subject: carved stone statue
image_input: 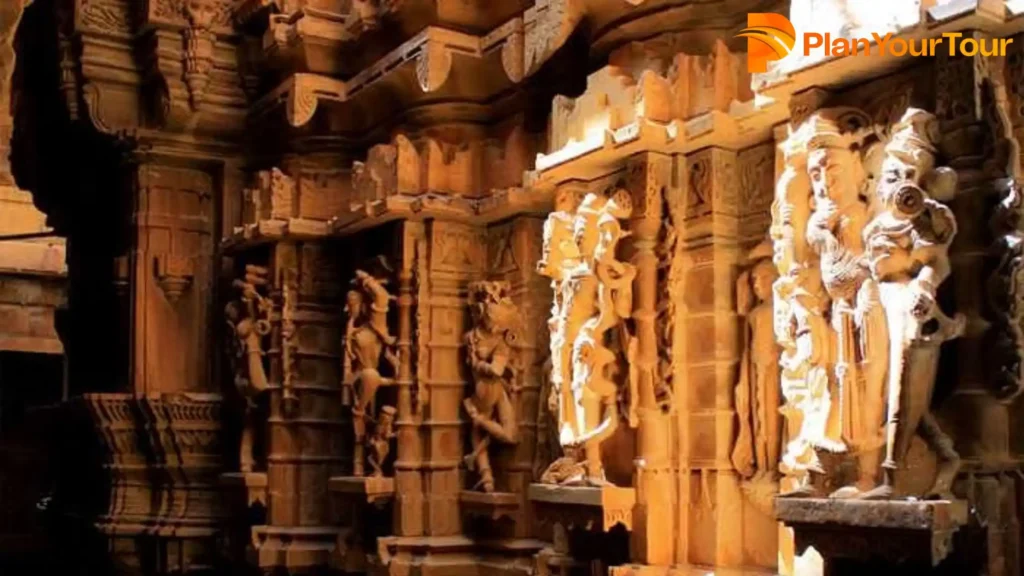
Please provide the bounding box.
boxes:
[343,259,399,477]
[859,108,965,499]
[463,281,521,493]
[538,189,636,486]
[803,112,889,499]
[772,107,965,500]
[226,264,272,473]
[732,242,782,482]
[366,405,397,477]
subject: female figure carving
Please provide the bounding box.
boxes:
[226,265,272,473]
[463,281,521,492]
[343,262,399,476]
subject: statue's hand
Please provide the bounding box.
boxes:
[547,386,558,414]
[909,281,936,320]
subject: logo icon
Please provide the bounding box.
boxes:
[736,13,796,73]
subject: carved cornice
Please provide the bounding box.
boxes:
[526,43,786,188]
[252,26,522,129]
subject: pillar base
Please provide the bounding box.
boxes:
[250,526,341,572]
[459,490,521,522]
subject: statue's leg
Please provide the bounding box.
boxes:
[471,426,495,492]
[353,370,383,476]
[919,412,960,499]
[493,388,520,444]
[240,405,255,473]
[368,454,382,477]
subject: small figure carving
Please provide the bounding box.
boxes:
[463,281,521,493]
[366,405,397,477]
[731,242,782,482]
[226,265,272,473]
[280,268,299,415]
[539,190,636,486]
[343,259,399,477]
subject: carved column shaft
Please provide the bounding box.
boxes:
[938,48,1022,575]
[394,220,425,536]
[422,222,479,536]
[675,146,749,568]
[628,153,675,566]
[258,241,344,570]
[128,160,215,395]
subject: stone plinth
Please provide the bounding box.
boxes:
[459,490,521,522]
[220,472,267,507]
[528,484,636,533]
[329,475,396,506]
[775,498,969,569]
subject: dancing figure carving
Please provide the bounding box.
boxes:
[343,260,399,477]
[226,265,272,473]
[463,281,521,492]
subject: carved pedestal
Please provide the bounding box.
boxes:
[529,484,635,576]
[329,476,395,573]
[220,472,267,570]
[459,490,521,522]
[775,498,968,574]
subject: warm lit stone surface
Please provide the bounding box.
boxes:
[6,0,1024,575]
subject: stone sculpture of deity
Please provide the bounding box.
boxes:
[859,108,965,499]
[732,242,782,483]
[463,280,521,493]
[771,106,964,500]
[538,189,635,486]
[342,259,399,477]
[226,264,273,473]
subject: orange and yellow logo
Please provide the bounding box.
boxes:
[737,12,1014,72]
[737,13,796,73]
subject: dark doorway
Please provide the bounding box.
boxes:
[0,351,64,572]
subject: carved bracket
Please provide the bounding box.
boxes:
[154,254,195,302]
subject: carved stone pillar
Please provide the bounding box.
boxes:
[128,160,216,395]
[625,152,676,567]
[253,240,344,572]
[675,147,746,568]
[938,45,1023,575]
[422,221,485,536]
[394,220,425,537]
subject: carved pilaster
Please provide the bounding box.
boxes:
[394,220,426,536]
[626,152,675,567]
